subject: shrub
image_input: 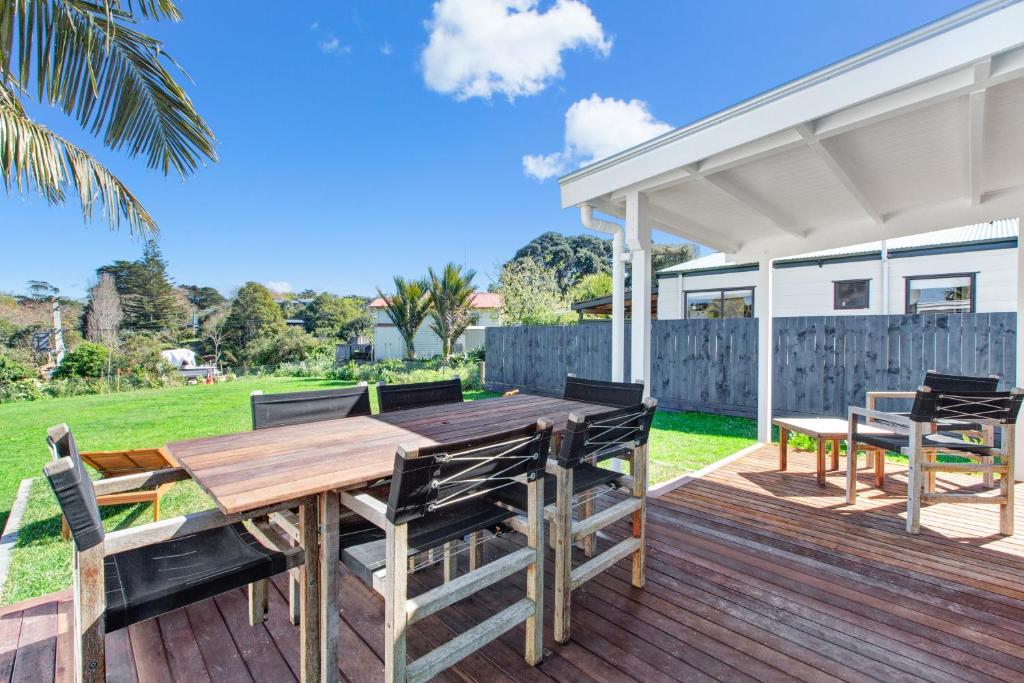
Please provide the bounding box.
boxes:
[246,328,319,368]
[0,378,42,403]
[0,353,33,383]
[51,342,109,379]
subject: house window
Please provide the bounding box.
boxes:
[834,279,870,310]
[905,273,975,314]
[685,288,754,319]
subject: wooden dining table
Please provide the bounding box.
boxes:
[165,393,618,683]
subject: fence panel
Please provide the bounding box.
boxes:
[485,313,1017,417]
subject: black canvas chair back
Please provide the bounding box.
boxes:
[558,399,657,469]
[909,387,1024,425]
[43,426,104,552]
[923,371,1000,393]
[387,421,552,526]
[251,385,371,429]
[563,375,644,408]
[377,378,463,414]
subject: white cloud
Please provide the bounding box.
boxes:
[309,20,320,31]
[265,281,293,293]
[523,94,672,180]
[422,0,610,101]
[380,41,393,56]
[319,37,351,54]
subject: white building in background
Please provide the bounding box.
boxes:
[369,292,503,360]
[656,220,1018,320]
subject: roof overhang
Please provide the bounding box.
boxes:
[559,0,1024,262]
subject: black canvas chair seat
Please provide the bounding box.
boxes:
[491,463,624,510]
[563,375,644,408]
[104,523,287,632]
[377,378,463,413]
[340,500,514,585]
[854,430,998,457]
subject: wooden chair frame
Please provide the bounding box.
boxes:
[339,442,546,683]
[848,391,1018,535]
[44,459,306,683]
[56,446,178,539]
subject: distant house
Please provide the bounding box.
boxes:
[369,292,503,360]
[654,220,1018,319]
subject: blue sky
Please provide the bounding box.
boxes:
[3,0,975,299]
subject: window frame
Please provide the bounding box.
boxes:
[904,272,977,314]
[833,278,871,311]
[683,286,756,320]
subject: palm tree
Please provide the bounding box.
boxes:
[377,277,431,360]
[426,263,477,359]
[0,0,217,236]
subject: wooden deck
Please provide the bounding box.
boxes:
[4,443,1024,682]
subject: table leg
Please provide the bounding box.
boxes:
[816,439,826,487]
[319,491,340,683]
[299,500,321,683]
[779,428,788,471]
[830,439,840,471]
[874,451,885,489]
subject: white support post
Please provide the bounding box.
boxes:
[1016,223,1024,481]
[611,230,626,383]
[626,192,651,396]
[757,255,774,443]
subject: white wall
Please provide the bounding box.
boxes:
[373,308,500,360]
[657,247,1018,319]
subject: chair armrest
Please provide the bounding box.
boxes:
[92,467,191,496]
[102,497,313,556]
[339,490,388,529]
[866,391,916,401]
[849,406,912,429]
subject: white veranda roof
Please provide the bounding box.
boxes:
[560,1,1024,262]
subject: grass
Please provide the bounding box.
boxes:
[0,378,756,603]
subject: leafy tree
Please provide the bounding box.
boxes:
[84,274,122,347]
[180,285,226,311]
[569,272,613,304]
[52,342,109,378]
[0,1,216,236]
[376,277,431,360]
[497,259,573,326]
[246,327,319,367]
[651,243,698,274]
[303,293,372,341]
[426,263,477,359]
[25,281,59,301]
[510,232,612,291]
[106,240,188,333]
[223,282,285,354]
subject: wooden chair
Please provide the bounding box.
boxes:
[339,421,552,682]
[47,431,178,540]
[494,398,657,644]
[377,377,463,413]
[43,425,302,683]
[251,383,371,428]
[862,372,1001,489]
[250,384,372,625]
[849,386,1023,534]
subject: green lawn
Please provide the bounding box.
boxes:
[0,378,756,603]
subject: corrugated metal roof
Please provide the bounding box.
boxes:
[659,219,1019,273]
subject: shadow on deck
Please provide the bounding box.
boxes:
[3,443,1024,682]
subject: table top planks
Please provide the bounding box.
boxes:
[167,394,615,514]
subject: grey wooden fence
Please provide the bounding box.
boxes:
[485,313,1017,418]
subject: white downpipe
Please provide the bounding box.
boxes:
[580,205,626,382]
[757,255,774,443]
[880,239,890,314]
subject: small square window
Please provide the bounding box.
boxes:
[834,280,869,310]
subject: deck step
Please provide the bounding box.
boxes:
[921,491,1008,504]
[920,461,1007,473]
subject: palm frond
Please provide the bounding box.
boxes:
[1,0,215,178]
[0,80,157,235]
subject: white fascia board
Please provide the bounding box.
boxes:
[732,188,1024,262]
[559,1,1024,208]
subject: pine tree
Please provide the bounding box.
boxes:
[113,240,188,333]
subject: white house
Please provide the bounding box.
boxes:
[656,219,1018,319]
[369,292,503,360]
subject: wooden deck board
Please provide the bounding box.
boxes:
[6,444,1024,681]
